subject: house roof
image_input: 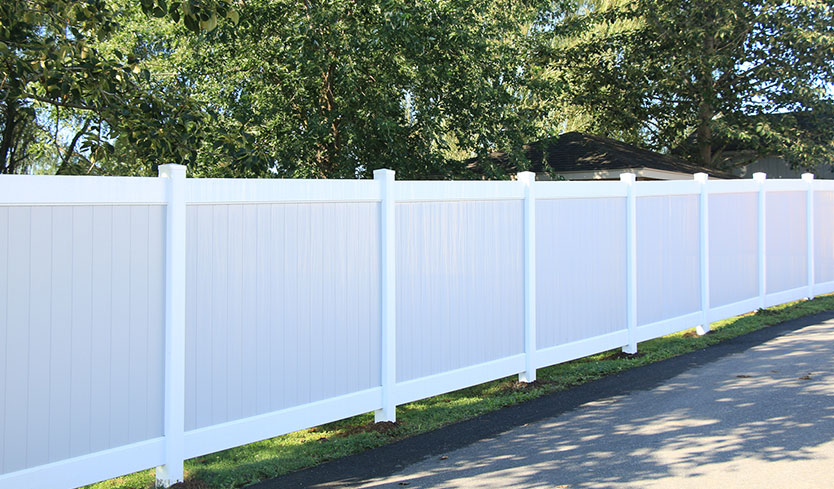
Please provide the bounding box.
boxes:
[470,132,737,179]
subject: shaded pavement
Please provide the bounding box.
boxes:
[256,311,834,488]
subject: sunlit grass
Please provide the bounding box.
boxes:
[86,294,834,489]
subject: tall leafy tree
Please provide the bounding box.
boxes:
[536,0,834,169]
[165,0,547,178]
[3,0,563,178]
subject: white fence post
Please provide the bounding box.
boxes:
[518,171,537,383]
[374,169,397,423]
[621,173,638,354]
[156,164,187,487]
[695,173,710,335]
[803,173,815,299]
[754,172,767,309]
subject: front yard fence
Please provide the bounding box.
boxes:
[1,167,833,488]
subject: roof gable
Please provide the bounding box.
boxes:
[472,132,736,179]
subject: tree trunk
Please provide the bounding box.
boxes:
[316,61,341,177]
[697,102,713,167]
[0,100,17,174]
[696,30,716,168]
[56,119,92,175]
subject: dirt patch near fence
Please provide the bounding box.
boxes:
[169,481,213,489]
[332,420,402,439]
[599,350,646,360]
[500,379,558,393]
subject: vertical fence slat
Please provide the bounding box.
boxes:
[0,207,6,475]
[4,207,30,473]
[156,164,187,487]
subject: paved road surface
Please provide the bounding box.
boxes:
[258,312,834,489]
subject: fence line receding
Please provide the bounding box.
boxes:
[1,168,833,489]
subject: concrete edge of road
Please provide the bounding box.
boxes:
[251,309,834,489]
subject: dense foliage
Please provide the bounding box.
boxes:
[0,0,238,174]
[174,0,547,178]
[541,0,834,170]
[2,0,833,176]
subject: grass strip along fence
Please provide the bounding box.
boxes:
[87,293,834,489]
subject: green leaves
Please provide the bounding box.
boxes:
[0,0,243,174]
[538,0,834,170]
[159,0,544,178]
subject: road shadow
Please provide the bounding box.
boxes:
[254,311,834,489]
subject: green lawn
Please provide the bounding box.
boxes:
[88,294,834,489]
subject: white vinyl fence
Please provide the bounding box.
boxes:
[1,167,833,488]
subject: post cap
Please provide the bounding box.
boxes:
[619,173,636,184]
[158,164,186,178]
[373,169,395,181]
[516,171,536,184]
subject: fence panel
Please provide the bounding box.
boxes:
[185,202,381,431]
[635,194,701,336]
[708,192,759,319]
[765,191,807,303]
[535,197,628,358]
[2,170,832,489]
[815,191,834,292]
[394,199,524,396]
[0,203,166,483]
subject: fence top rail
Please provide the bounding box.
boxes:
[762,179,810,192]
[633,179,701,197]
[186,178,382,204]
[394,180,524,203]
[707,179,761,194]
[0,174,166,205]
[4,172,831,207]
[815,179,834,191]
[534,180,627,199]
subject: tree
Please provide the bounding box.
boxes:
[161,0,548,179]
[536,0,834,169]
[0,0,238,174]
[3,0,566,178]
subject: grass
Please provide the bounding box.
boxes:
[88,294,834,489]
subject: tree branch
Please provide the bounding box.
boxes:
[57,119,91,174]
[23,93,100,112]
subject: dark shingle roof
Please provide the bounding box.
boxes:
[473,132,737,179]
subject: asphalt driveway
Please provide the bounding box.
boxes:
[257,311,834,489]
